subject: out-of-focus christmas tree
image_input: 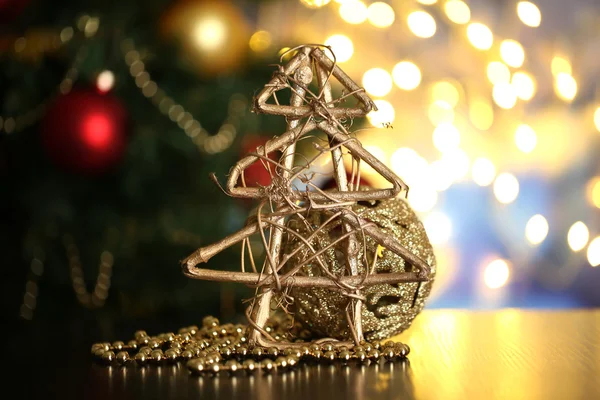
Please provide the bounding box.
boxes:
[1,0,300,327]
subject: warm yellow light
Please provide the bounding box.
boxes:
[517,1,541,27]
[594,107,600,132]
[424,212,452,245]
[407,11,437,38]
[300,0,331,8]
[408,184,438,212]
[568,221,589,252]
[441,148,470,181]
[367,99,395,127]
[587,237,600,267]
[471,157,496,186]
[431,81,460,107]
[324,34,354,63]
[494,173,519,204]
[500,39,525,68]
[96,70,115,93]
[390,148,428,186]
[511,71,536,101]
[417,0,437,4]
[493,82,517,109]
[429,160,455,191]
[367,2,395,28]
[525,214,549,245]
[363,68,392,97]
[339,1,368,24]
[467,22,493,50]
[444,0,470,24]
[428,100,455,126]
[392,61,421,90]
[469,99,494,130]
[193,17,227,52]
[551,56,571,76]
[514,124,537,153]
[362,145,387,175]
[554,73,577,102]
[587,177,600,209]
[433,123,461,153]
[487,61,510,85]
[249,30,272,53]
[484,259,510,289]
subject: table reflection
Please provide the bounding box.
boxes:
[97,360,414,400]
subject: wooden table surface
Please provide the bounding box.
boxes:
[20,309,600,400]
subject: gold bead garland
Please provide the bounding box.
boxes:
[91,315,410,375]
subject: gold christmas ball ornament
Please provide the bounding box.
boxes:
[283,197,436,341]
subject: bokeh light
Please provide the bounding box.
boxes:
[431,81,460,107]
[517,1,542,27]
[554,73,577,101]
[551,56,572,76]
[392,61,421,90]
[428,100,455,126]
[511,71,536,101]
[593,107,600,132]
[500,40,525,68]
[444,0,470,25]
[587,237,600,267]
[249,30,272,53]
[391,149,429,186]
[568,221,590,252]
[367,99,395,127]
[487,61,511,85]
[433,123,461,153]
[424,212,452,245]
[514,124,537,153]
[471,157,496,186]
[441,148,470,181]
[417,0,437,4]
[494,173,519,204]
[362,68,392,97]
[367,2,395,28]
[429,159,455,191]
[407,11,437,38]
[525,214,549,245]
[587,177,600,208]
[324,34,353,63]
[96,70,115,93]
[408,184,438,212]
[484,259,510,289]
[493,82,518,109]
[193,17,227,52]
[469,99,494,130]
[339,1,368,24]
[300,0,331,8]
[467,22,493,50]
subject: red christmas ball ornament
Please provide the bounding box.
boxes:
[239,136,279,187]
[0,0,30,23]
[40,89,129,175]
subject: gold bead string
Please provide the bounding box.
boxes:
[120,39,247,155]
[19,248,45,321]
[0,16,98,135]
[92,316,410,375]
[63,234,114,309]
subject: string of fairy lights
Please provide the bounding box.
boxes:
[292,0,600,292]
[0,19,94,135]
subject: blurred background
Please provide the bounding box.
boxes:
[2,0,600,336]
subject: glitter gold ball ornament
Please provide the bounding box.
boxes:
[284,197,436,341]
